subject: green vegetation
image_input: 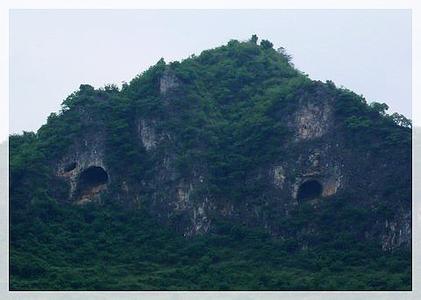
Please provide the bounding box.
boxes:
[10,199,411,290]
[9,36,411,290]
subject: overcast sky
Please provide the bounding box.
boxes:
[9,9,411,139]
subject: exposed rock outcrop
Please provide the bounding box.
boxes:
[49,62,410,251]
[56,130,109,204]
[159,69,180,95]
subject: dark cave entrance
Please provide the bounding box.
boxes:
[64,162,77,172]
[297,180,323,202]
[76,166,108,201]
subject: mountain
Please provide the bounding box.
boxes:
[9,37,411,290]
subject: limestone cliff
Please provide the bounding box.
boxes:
[15,39,412,251]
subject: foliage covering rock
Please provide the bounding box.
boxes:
[9,37,411,290]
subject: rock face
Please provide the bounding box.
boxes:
[50,67,411,250]
[137,119,158,151]
[381,212,411,251]
[56,133,108,204]
[294,100,332,141]
[159,68,180,95]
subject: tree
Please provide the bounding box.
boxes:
[276,46,293,63]
[369,102,389,116]
[326,80,336,89]
[79,84,94,93]
[260,39,273,49]
[390,112,412,128]
[250,34,258,44]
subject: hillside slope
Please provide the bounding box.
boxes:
[9,37,411,290]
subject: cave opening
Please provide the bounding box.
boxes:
[64,162,77,172]
[297,180,323,202]
[76,166,108,201]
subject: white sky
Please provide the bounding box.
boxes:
[9,9,411,138]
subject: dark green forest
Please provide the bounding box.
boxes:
[10,201,411,290]
[9,36,411,290]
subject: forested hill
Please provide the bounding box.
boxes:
[10,36,411,290]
